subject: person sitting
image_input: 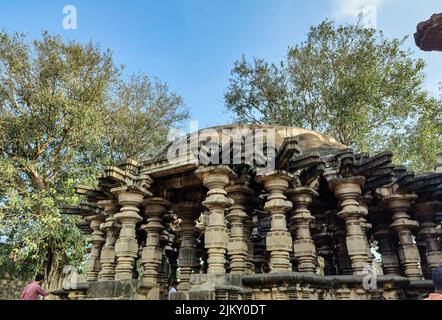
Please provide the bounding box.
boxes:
[425,265,442,300]
[21,274,50,300]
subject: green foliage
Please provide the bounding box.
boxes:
[104,73,188,163]
[0,31,188,284]
[225,19,442,171]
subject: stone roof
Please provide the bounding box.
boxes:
[415,13,442,51]
[149,124,347,163]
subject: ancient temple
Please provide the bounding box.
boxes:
[57,124,442,300]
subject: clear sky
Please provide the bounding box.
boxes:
[0,0,441,129]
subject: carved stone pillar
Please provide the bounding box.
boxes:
[98,200,120,281]
[113,189,147,280]
[195,165,234,274]
[259,171,293,272]
[416,239,431,279]
[330,176,369,275]
[414,201,442,273]
[243,217,255,274]
[359,194,374,263]
[226,181,254,274]
[85,214,106,282]
[387,193,422,279]
[286,187,318,273]
[331,217,353,275]
[372,214,401,275]
[140,197,169,286]
[174,201,201,290]
[251,209,266,273]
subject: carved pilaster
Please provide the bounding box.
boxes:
[173,201,201,290]
[113,189,148,280]
[372,212,401,275]
[329,176,369,275]
[85,214,106,282]
[141,197,169,286]
[387,193,422,279]
[286,187,318,273]
[414,201,442,274]
[359,194,374,263]
[226,177,254,274]
[98,200,120,281]
[259,171,293,272]
[243,217,255,274]
[331,216,353,275]
[416,239,431,279]
[195,165,234,274]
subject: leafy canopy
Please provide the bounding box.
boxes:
[0,31,188,283]
[225,19,442,171]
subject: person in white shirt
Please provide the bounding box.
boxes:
[168,281,178,300]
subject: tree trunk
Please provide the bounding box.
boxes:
[43,249,63,300]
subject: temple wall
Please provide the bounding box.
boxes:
[0,277,27,300]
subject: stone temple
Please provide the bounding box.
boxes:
[57,124,442,300]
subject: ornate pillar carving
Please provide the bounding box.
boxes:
[329,176,369,275]
[331,215,353,275]
[174,201,201,290]
[414,201,442,274]
[140,197,169,286]
[286,187,318,273]
[113,188,148,280]
[98,200,120,281]
[251,209,267,273]
[313,210,335,275]
[372,209,401,275]
[258,171,293,272]
[243,217,255,274]
[85,213,106,282]
[359,194,374,263]
[226,172,254,274]
[387,193,422,279]
[416,239,431,279]
[195,165,234,274]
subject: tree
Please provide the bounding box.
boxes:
[0,31,189,292]
[0,31,118,290]
[105,73,188,163]
[225,19,442,171]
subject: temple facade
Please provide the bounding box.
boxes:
[58,124,442,300]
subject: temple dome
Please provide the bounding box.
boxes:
[151,124,347,162]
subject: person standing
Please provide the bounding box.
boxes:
[20,274,50,300]
[168,281,178,300]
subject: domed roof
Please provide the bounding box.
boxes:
[150,124,347,163]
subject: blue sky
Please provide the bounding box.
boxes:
[0,0,441,129]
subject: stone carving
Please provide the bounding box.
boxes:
[58,125,442,300]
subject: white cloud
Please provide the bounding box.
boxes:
[332,0,385,28]
[332,0,383,19]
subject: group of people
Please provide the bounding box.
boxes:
[19,268,442,300]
